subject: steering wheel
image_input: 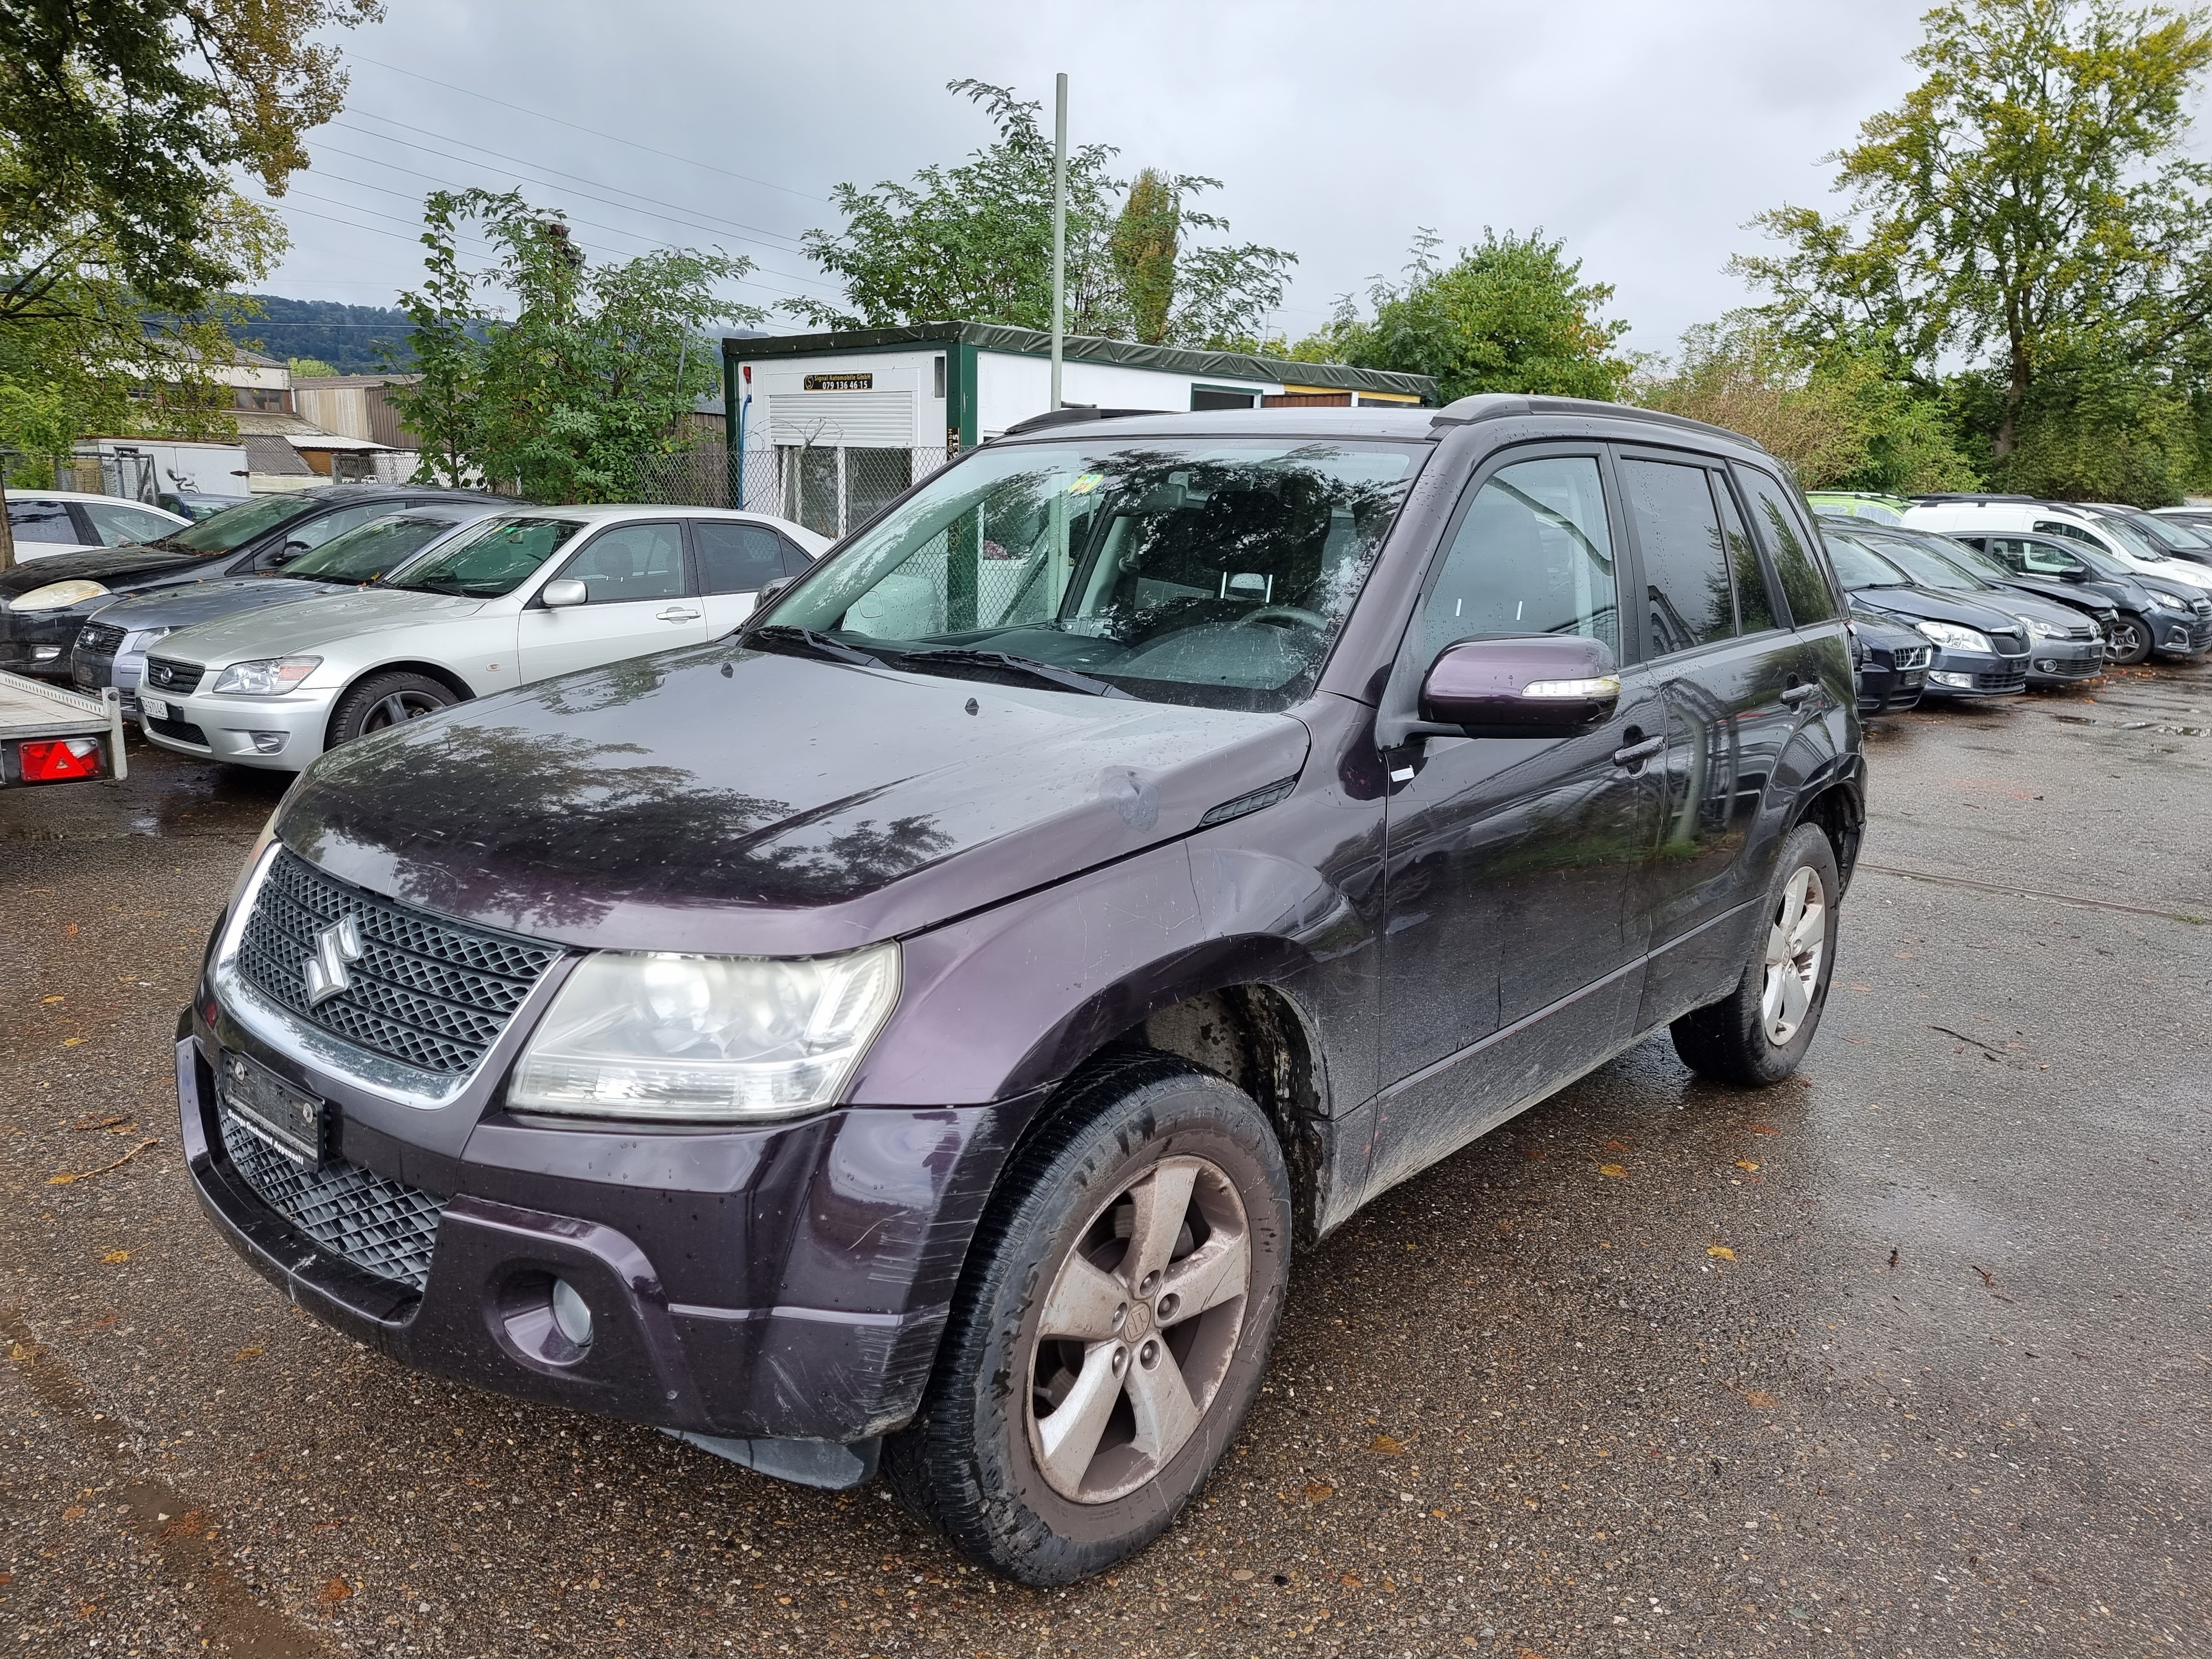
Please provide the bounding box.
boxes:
[1232,604,1327,631]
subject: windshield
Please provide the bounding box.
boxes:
[279,513,472,582]
[383,515,583,597]
[1864,534,1983,591]
[157,492,328,555]
[754,437,1427,712]
[1824,533,1914,589]
[2089,514,2169,561]
[2127,511,2206,549]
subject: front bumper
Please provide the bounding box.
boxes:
[0,607,87,678]
[1920,644,2030,697]
[140,686,335,768]
[2148,612,2212,656]
[1855,659,1926,713]
[71,647,145,711]
[2021,635,2105,685]
[179,985,1022,1448]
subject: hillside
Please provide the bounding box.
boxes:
[233,295,418,374]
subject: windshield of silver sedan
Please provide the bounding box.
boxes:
[381,517,583,597]
[750,437,1425,712]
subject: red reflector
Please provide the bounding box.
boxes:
[20,737,102,781]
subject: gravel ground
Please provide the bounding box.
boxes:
[3,664,2208,1659]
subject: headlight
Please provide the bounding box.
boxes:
[12,580,109,611]
[509,945,901,1123]
[1916,620,1994,653]
[211,655,321,695]
[123,627,174,653]
[2021,617,2066,640]
[2153,592,2194,612]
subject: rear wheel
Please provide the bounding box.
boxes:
[2108,614,2152,666]
[327,671,458,749]
[884,1055,1290,1585]
[1671,822,1841,1087]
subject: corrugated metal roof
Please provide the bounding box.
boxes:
[725,321,1437,401]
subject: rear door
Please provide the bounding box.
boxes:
[1365,447,1668,1204]
[515,519,708,683]
[691,519,810,635]
[1617,449,1804,1030]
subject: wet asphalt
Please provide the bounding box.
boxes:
[2,664,2208,1659]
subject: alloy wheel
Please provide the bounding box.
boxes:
[1026,1155,1251,1504]
[363,690,446,732]
[1760,865,1827,1045]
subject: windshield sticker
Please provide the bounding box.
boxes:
[1067,473,1104,496]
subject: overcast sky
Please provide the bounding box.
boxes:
[255,0,1953,361]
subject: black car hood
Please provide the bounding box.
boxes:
[0,544,206,595]
[1844,584,2027,641]
[277,641,1314,956]
[1994,573,2115,617]
[1848,606,1928,653]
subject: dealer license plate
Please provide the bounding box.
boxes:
[217,1049,325,1168]
[141,695,170,721]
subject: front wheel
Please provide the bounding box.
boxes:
[1671,822,1841,1086]
[2108,614,2152,666]
[884,1055,1291,1585]
[327,671,458,750]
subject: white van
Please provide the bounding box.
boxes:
[1902,498,2212,591]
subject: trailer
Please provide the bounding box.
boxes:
[0,670,127,787]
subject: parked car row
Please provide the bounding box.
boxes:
[1807,491,2212,714]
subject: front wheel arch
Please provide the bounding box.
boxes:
[321,661,475,750]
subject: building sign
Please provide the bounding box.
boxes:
[804,373,874,391]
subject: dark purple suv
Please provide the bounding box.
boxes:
[180,396,1864,1583]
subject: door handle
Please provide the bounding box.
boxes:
[1611,734,1664,769]
[656,607,703,622]
[1779,682,1816,706]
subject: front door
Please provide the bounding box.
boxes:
[1365,451,1667,1204]
[1619,452,1807,1029]
[516,519,708,684]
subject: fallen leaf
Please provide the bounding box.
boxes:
[62,1505,86,1519]
[1520,1647,1548,1659]
[1745,1390,1779,1410]
[1522,1148,1546,1160]
[1708,1245,1736,1260]
[1229,1568,1253,1581]
[99,1249,128,1264]
[1750,1124,1778,1135]
[1340,1573,1363,1587]
[1598,1163,1628,1178]
[40,994,63,1004]
[64,922,77,935]
[1602,1137,1632,1150]
[77,1603,96,1619]
[315,1578,353,1605]
[61,1036,85,1047]
[233,1345,263,1362]
[158,1510,206,1541]
[1735,1160,1760,1172]
[1368,1433,1404,1455]
[1302,1481,1333,1504]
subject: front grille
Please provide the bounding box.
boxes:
[1973,665,2028,692]
[144,656,204,693]
[237,851,559,1075]
[1990,630,2027,654]
[217,1108,445,1292]
[147,715,208,747]
[76,621,126,657]
[1892,645,1932,669]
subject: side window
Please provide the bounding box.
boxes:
[1715,476,1777,632]
[694,521,792,594]
[779,537,815,578]
[1621,457,1735,654]
[82,502,180,546]
[2014,536,2081,576]
[1734,466,1838,624]
[7,500,79,544]
[266,503,388,564]
[1422,456,1619,663]
[556,521,687,603]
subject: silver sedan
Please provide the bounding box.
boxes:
[137,505,826,770]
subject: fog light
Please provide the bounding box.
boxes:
[249,731,287,754]
[2034,659,2058,673]
[30,645,59,661]
[1927,670,1972,688]
[550,1278,593,1349]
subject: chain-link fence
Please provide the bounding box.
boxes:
[633,442,951,538]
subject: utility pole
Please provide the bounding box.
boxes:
[1050,71,1067,411]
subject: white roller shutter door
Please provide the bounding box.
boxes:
[767,390,916,447]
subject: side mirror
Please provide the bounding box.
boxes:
[268,539,311,566]
[1416,634,1620,738]
[754,575,795,608]
[541,578,588,608]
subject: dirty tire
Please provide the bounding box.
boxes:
[327,671,458,750]
[2109,614,2153,666]
[1670,822,1841,1087]
[883,1053,1291,1585]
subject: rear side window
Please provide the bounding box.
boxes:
[1715,476,1777,632]
[1621,457,1734,653]
[8,500,78,543]
[1423,456,1619,662]
[1734,466,1838,624]
[694,521,797,594]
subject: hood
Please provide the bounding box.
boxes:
[1961,586,2104,635]
[1991,573,2116,618]
[276,642,1313,956]
[1847,607,1928,652]
[86,576,354,633]
[0,544,206,596]
[1845,585,2030,645]
[157,586,485,666]
[2135,573,2210,608]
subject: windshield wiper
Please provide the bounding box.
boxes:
[746,624,890,668]
[891,645,1134,699]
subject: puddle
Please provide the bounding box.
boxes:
[2046,713,2206,735]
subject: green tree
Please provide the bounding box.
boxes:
[1308,229,1632,403]
[389,189,763,503]
[286,354,339,377]
[794,81,1293,348]
[1734,0,2212,467]
[1638,314,1977,493]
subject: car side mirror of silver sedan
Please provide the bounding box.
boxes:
[541,578,588,609]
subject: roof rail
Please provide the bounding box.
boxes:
[1906,493,2039,504]
[996,407,1163,439]
[1427,392,1764,447]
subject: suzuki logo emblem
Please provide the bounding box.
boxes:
[304,915,364,1005]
